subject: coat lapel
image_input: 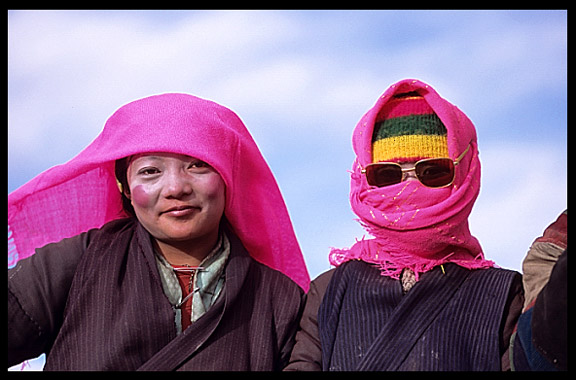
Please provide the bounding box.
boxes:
[356,264,471,371]
[137,231,252,371]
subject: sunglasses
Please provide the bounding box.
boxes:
[362,144,471,188]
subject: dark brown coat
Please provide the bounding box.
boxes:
[8,218,305,371]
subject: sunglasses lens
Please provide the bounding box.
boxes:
[365,164,403,187]
[415,159,454,188]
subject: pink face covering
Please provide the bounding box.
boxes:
[8,93,310,291]
[329,79,494,280]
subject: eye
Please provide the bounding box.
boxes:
[137,167,161,176]
[188,159,212,172]
[190,160,208,168]
[422,166,444,176]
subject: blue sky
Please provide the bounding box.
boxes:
[8,8,567,272]
[8,11,567,368]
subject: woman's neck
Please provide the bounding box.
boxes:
[153,230,220,267]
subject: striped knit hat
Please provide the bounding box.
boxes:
[372,92,448,163]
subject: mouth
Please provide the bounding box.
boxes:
[161,205,200,217]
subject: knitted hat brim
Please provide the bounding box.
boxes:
[372,134,449,162]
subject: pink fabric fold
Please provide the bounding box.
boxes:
[8,93,310,291]
[329,79,494,280]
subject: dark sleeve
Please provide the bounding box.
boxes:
[284,269,334,371]
[499,271,524,371]
[510,248,567,371]
[7,232,91,367]
[277,285,307,370]
[531,248,567,370]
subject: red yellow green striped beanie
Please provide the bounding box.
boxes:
[372,92,448,163]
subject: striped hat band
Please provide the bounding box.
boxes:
[372,93,448,163]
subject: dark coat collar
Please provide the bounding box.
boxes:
[136,221,254,371]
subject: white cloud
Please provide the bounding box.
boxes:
[8,10,304,170]
[9,11,567,157]
[352,11,566,112]
[8,10,567,277]
[470,142,567,271]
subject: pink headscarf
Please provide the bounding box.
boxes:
[329,79,494,280]
[8,93,310,291]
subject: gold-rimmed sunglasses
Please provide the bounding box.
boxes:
[361,143,471,188]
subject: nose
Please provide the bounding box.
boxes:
[400,165,418,182]
[162,169,193,199]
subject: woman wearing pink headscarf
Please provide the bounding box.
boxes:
[8,93,310,371]
[285,79,523,371]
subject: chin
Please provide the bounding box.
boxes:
[146,217,221,244]
[162,230,205,242]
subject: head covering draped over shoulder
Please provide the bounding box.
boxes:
[8,93,310,291]
[329,79,494,280]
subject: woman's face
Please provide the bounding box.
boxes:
[125,152,226,246]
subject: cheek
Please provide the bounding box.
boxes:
[201,175,227,209]
[131,184,154,209]
[207,175,226,198]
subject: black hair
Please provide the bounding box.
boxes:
[115,157,135,217]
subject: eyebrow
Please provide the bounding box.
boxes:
[136,155,163,161]
[129,154,205,165]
